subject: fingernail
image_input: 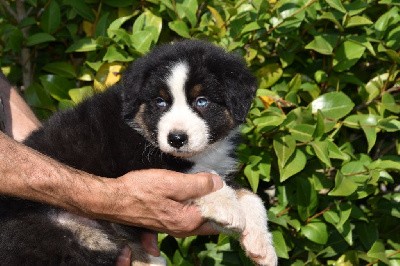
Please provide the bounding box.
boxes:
[211,174,223,191]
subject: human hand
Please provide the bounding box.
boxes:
[88,169,223,238]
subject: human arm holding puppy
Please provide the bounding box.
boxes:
[0,73,221,256]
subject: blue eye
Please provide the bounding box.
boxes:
[155,97,167,108]
[195,97,209,108]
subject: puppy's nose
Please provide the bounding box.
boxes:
[168,132,188,148]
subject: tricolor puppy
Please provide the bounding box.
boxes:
[0,40,277,265]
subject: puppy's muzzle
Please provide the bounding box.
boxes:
[167,131,188,148]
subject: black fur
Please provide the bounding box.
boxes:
[0,40,257,265]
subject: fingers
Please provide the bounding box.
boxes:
[170,221,220,238]
[164,172,223,201]
[140,231,160,257]
[116,246,131,266]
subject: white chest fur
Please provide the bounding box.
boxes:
[186,130,238,179]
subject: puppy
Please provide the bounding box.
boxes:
[0,40,277,265]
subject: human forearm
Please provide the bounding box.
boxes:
[0,132,104,215]
[0,132,222,236]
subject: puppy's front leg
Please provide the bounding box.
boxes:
[237,189,278,266]
[195,183,245,234]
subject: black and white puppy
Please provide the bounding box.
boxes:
[0,40,277,265]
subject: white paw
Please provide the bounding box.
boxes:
[195,184,245,233]
[240,228,277,266]
[237,190,278,266]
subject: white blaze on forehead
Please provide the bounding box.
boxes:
[158,61,210,156]
[166,62,189,104]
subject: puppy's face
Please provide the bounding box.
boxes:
[122,41,257,158]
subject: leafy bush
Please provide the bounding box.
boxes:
[1,0,399,265]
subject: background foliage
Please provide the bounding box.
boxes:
[1,0,400,265]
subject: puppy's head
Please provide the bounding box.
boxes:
[122,40,257,157]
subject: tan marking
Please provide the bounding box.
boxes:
[159,88,171,102]
[133,104,154,142]
[189,84,204,99]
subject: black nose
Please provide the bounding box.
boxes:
[168,132,188,149]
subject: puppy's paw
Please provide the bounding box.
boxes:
[237,190,277,266]
[240,228,277,266]
[195,184,245,233]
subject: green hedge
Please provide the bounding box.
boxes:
[1,0,399,265]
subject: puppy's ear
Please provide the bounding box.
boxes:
[223,69,258,124]
[120,60,146,121]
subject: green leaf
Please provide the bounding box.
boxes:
[39,75,73,101]
[256,63,283,89]
[168,21,191,38]
[302,220,328,244]
[337,203,352,229]
[310,140,332,167]
[355,222,378,250]
[361,124,377,152]
[327,140,350,161]
[67,0,96,22]
[40,0,61,33]
[132,9,162,43]
[24,82,55,111]
[329,171,358,196]
[102,0,133,7]
[323,210,340,225]
[241,21,262,34]
[253,111,285,133]
[319,11,343,31]
[346,0,368,16]
[280,149,307,182]
[367,240,390,264]
[387,25,400,50]
[343,114,379,129]
[207,6,226,37]
[343,114,379,152]
[333,40,366,72]
[103,45,133,62]
[272,230,289,259]
[176,0,198,27]
[26,32,56,46]
[2,25,23,53]
[42,62,76,78]
[375,7,400,39]
[311,92,354,120]
[273,134,296,168]
[378,117,400,132]
[58,99,75,110]
[313,110,326,139]
[344,15,373,28]
[95,12,110,38]
[382,92,400,113]
[305,34,339,55]
[244,164,260,193]
[66,38,99,52]
[130,30,154,54]
[107,15,134,38]
[326,0,347,13]
[327,203,353,245]
[369,156,400,172]
[297,177,318,221]
[68,86,94,104]
[289,124,314,142]
[363,73,388,102]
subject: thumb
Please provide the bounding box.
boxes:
[167,172,223,201]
